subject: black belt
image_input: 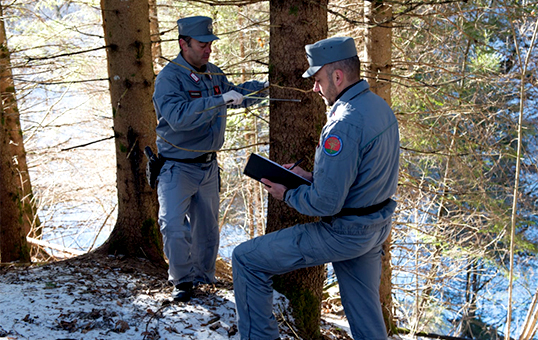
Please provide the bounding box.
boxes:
[164,152,216,164]
[321,198,391,223]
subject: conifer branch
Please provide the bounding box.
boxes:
[26,46,111,62]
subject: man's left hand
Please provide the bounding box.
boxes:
[261,178,287,201]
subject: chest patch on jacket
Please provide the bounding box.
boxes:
[214,86,222,95]
[190,72,200,83]
[189,91,202,98]
[323,135,343,156]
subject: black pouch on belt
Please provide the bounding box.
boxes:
[144,146,165,189]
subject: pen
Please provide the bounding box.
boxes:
[289,158,304,170]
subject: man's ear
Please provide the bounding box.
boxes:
[179,38,187,50]
[333,69,344,87]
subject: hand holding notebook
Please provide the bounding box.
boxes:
[243,153,312,189]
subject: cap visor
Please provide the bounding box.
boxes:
[192,34,219,43]
[302,65,322,78]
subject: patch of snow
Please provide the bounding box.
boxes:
[0,259,407,340]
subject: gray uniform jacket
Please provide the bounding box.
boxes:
[284,80,399,224]
[153,53,265,159]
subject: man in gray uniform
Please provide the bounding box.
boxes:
[232,36,399,340]
[153,16,267,302]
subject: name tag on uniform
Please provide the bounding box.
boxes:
[189,91,202,98]
[214,86,221,95]
[190,72,200,83]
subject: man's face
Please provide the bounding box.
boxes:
[312,67,338,106]
[181,38,213,69]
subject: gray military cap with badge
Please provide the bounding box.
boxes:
[302,36,357,78]
[177,16,219,42]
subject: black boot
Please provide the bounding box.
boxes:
[172,282,193,302]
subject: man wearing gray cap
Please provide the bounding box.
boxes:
[232,36,399,339]
[153,16,267,302]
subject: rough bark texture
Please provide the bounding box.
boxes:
[364,0,395,333]
[364,1,392,105]
[267,1,328,338]
[148,0,165,72]
[0,3,32,263]
[98,0,164,266]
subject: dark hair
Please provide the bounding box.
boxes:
[178,35,192,50]
[325,55,361,80]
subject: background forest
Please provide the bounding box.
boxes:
[1,0,538,339]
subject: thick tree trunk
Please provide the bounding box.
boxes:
[98,0,164,265]
[268,0,327,338]
[0,3,33,263]
[364,0,395,334]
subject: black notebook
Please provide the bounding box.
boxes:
[243,153,312,189]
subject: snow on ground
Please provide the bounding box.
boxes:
[0,256,408,340]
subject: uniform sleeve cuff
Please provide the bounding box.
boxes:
[283,188,291,202]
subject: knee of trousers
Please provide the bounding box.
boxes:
[161,227,190,240]
[231,243,243,268]
[232,242,253,275]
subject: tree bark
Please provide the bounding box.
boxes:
[364,0,395,333]
[97,0,164,266]
[268,0,327,338]
[148,0,165,72]
[0,3,34,263]
[364,0,392,105]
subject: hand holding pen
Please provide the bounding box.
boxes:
[284,158,313,182]
[289,158,304,170]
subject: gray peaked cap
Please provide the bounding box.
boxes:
[303,36,357,78]
[177,16,219,43]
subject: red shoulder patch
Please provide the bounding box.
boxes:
[323,135,343,156]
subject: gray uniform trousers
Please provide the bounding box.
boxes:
[158,159,220,285]
[232,217,392,340]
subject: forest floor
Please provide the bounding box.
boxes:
[0,253,406,340]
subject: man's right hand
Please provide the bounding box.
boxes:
[222,90,244,105]
[283,164,313,182]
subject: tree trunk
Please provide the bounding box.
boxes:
[268,0,327,338]
[97,0,164,266]
[0,3,34,263]
[148,0,165,72]
[364,0,395,334]
[364,1,392,105]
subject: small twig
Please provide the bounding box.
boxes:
[60,136,114,151]
[26,237,84,256]
[139,247,148,259]
[278,310,300,339]
[219,191,238,232]
[143,305,169,340]
[15,77,110,85]
[125,137,138,159]
[26,45,111,62]
[88,203,117,251]
[0,261,52,267]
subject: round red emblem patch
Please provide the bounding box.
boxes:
[323,135,343,156]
